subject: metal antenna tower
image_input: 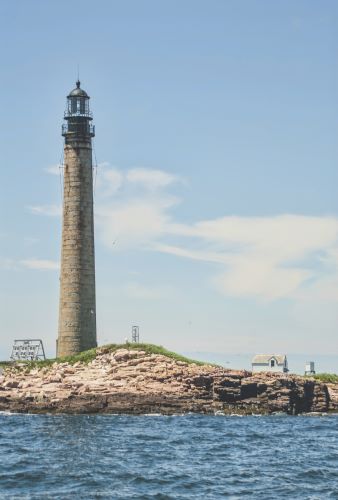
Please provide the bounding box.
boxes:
[131,326,139,343]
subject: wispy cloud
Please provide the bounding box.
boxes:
[33,163,338,302]
[95,169,338,302]
[97,167,123,197]
[126,168,181,190]
[155,216,338,301]
[44,164,63,176]
[27,205,61,216]
[95,164,181,196]
[92,164,181,249]
[97,196,179,249]
[1,257,60,272]
[20,259,60,270]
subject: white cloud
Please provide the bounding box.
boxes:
[34,164,338,302]
[155,216,338,301]
[94,175,338,301]
[0,257,59,272]
[213,260,312,301]
[98,168,123,197]
[27,205,61,216]
[126,168,180,190]
[97,197,178,249]
[20,259,60,270]
[44,164,63,176]
[153,243,227,264]
[189,215,338,262]
[92,165,181,248]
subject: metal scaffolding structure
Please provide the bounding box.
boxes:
[10,339,46,362]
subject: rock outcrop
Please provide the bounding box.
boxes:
[326,384,338,411]
[0,348,330,415]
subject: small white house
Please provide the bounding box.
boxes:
[252,354,289,373]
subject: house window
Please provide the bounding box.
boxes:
[270,359,275,367]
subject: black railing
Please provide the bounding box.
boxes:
[62,123,95,137]
[64,109,93,119]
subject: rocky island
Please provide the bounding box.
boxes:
[0,344,333,415]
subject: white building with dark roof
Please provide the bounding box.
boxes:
[252,354,289,373]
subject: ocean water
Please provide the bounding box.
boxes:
[0,413,338,499]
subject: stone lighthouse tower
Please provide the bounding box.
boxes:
[57,81,97,357]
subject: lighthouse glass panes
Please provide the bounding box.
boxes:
[68,97,90,116]
[63,83,94,137]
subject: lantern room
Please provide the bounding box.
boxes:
[62,80,95,138]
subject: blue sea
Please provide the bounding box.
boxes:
[1,413,338,499]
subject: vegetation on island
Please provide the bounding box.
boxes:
[62,343,208,367]
[309,373,338,384]
[2,345,336,379]
[0,343,210,370]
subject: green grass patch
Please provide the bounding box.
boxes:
[308,373,338,384]
[115,343,209,366]
[0,361,13,369]
[1,343,214,371]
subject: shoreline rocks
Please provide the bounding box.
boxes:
[0,348,332,415]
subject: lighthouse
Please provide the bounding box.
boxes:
[57,81,97,357]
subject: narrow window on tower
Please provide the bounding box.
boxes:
[71,98,77,114]
[80,99,85,114]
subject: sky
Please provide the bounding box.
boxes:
[0,0,338,373]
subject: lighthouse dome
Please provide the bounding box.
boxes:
[68,80,89,98]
